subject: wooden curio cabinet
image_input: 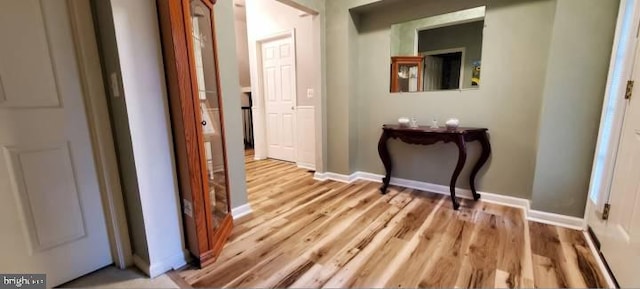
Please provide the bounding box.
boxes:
[390,56,424,93]
[157,0,233,267]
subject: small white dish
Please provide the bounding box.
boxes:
[445,118,460,130]
[398,117,410,127]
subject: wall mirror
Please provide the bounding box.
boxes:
[390,6,485,93]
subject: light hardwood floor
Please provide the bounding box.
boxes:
[174,152,608,288]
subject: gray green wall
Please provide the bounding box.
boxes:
[531,0,618,216]
[234,6,251,88]
[214,0,249,209]
[324,0,618,217]
[353,0,555,200]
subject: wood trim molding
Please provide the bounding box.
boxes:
[157,0,210,256]
[198,215,233,267]
[157,0,234,267]
[180,0,218,252]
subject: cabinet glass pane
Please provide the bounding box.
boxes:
[190,0,229,230]
[397,64,419,92]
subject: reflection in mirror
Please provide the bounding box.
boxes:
[190,0,229,230]
[390,6,485,92]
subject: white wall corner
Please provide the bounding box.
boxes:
[528,209,587,231]
[313,172,328,181]
[232,203,253,219]
[132,255,151,277]
[297,162,316,171]
[318,170,586,231]
[133,250,189,279]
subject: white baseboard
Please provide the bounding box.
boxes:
[133,250,188,278]
[296,162,316,171]
[313,172,356,183]
[528,209,586,230]
[315,170,586,231]
[313,172,328,181]
[231,203,253,219]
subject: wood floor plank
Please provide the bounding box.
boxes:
[415,208,477,288]
[495,207,528,288]
[223,184,394,288]
[175,152,609,289]
[559,227,608,288]
[289,203,405,288]
[533,254,563,288]
[454,212,501,288]
[321,198,436,288]
[383,205,456,288]
[529,221,569,288]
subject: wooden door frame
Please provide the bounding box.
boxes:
[253,29,298,162]
[68,0,132,269]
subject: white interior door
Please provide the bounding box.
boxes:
[0,0,113,286]
[262,35,296,162]
[600,39,640,287]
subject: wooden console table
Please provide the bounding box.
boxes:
[377,124,491,210]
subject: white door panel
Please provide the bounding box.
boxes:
[280,65,293,102]
[282,114,294,147]
[263,35,296,162]
[0,0,59,108]
[0,0,112,286]
[3,145,87,253]
[600,39,640,287]
[267,113,279,148]
[265,67,277,102]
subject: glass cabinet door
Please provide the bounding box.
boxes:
[189,0,229,231]
[390,56,424,93]
[397,63,420,92]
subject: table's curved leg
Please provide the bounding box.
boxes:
[469,132,491,201]
[377,130,392,194]
[450,135,467,210]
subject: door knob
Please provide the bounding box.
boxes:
[291,106,295,110]
[201,120,207,126]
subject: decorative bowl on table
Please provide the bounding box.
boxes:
[398,117,410,127]
[445,118,460,130]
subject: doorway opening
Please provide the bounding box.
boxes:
[233,0,320,171]
[421,49,464,90]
